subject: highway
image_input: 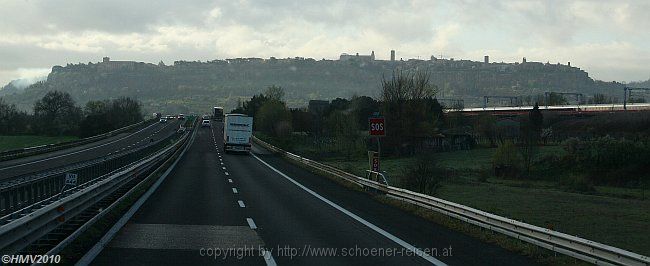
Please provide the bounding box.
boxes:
[0,120,182,181]
[90,122,537,265]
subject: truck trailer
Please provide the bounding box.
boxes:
[223,114,253,153]
[213,107,224,121]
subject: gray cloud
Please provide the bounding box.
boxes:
[0,0,649,85]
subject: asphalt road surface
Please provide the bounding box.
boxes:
[0,120,182,181]
[92,122,538,265]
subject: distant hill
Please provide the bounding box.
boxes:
[0,57,629,114]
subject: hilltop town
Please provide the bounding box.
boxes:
[1,51,628,113]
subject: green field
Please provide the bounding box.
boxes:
[323,146,650,256]
[0,135,79,152]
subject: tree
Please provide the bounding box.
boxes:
[380,69,439,154]
[329,98,350,114]
[240,94,269,118]
[79,100,110,137]
[325,110,362,159]
[264,85,285,102]
[529,103,543,132]
[290,108,311,133]
[0,98,30,134]
[107,97,143,128]
[349,95,379,130]
[476,113,497,146]
[256,100,292,137]
[78,97,143,137]
[33,91,82,136]
[520,103,543,175]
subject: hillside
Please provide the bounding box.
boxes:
[0,56,627,114]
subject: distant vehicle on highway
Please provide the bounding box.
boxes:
[159,117,167,123]
[201,119,211,128]
[223,114,253,153]
[178,114,185,119]
[213,107,224,121]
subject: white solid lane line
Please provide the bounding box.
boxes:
[0,122,161,171]
[252,154,447,266]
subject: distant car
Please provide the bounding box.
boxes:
[159,118,167,123]
[178,114,185,119]
[201,119,211,128]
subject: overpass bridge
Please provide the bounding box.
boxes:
[457,103,650,116]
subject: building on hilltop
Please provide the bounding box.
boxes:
[100,57,136,71]
[339,51,375,62]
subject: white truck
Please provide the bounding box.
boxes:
[223,114,253,153]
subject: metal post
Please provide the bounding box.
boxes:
[377,137,381,168]
[545,92,549,109]
[623,87,627,111]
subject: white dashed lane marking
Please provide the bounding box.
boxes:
[246,218,257,230]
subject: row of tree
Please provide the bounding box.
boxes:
[0,91,143,137]
[233,69,450,157]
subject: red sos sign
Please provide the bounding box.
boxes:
[369,117,385,136]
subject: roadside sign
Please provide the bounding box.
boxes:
[368,151,380,172]
[372,157,380,171]
[65,173,78,186]
[369,117,386,136]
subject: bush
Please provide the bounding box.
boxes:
[402,159,445,195]
[492,140,523,178]
[562,136,650,186]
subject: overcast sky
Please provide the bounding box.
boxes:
[1,0,649,86]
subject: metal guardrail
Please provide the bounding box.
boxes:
[365,170,389,186]
[0,131,181,220]
[0,119,154,162]
[0,127,192,255]
[252,136,650,266]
